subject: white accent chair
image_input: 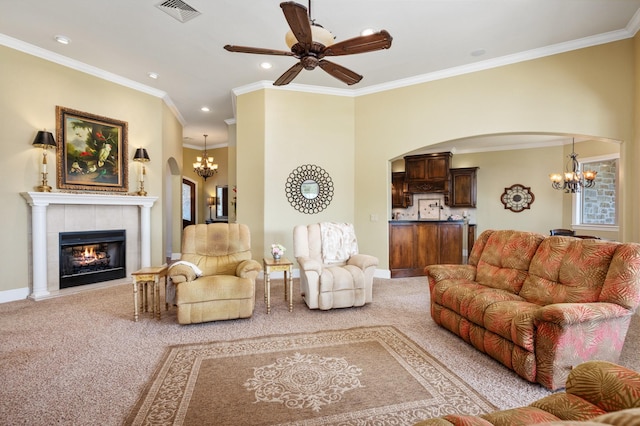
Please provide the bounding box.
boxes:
[293,223,379,310]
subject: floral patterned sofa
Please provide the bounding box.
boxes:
[425,229,640,390]
[414,360,640,425]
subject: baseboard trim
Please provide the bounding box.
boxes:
[0,287,30,304]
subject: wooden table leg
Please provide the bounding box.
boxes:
[133,281,139,322]
[155,278,161,320]
[287,270,293,312]
[266,272,271,314]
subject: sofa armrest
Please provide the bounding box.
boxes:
[297,256,322,274]
[534,303,635,390]
[535,302,632,325]
[237,259,262,280]
[167,264,197,282]
[425,264,476,282]
[347,253,379,270]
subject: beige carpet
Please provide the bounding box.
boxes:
[126,326,495,425]
[1,276,639,425]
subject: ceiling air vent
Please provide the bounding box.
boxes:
[156,0,201,23]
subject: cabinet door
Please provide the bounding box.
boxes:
[427,156,449,181]
[389,223,414,270]
[391,172,412,208]
[439,223,463,264]
[450,167,477,207]
[405,157,427,181]
[415,222,439,267]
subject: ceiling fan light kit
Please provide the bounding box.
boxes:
[223,1,392,86]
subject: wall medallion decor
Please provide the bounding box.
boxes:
[501,184,534,212]
[285,164,334,214]
[56,106,128,192]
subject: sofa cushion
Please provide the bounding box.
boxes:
[481,406,561,425]
[520,237,618,305]
[475,230,545,294]
[530,393,607,421]
[599,243,640,310]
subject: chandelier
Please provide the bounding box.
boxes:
[193,134,218,180]
[549,138,597,193]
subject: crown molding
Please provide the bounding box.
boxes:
[0,33,187,126]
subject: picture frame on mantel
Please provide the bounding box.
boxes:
[56,106,128,192]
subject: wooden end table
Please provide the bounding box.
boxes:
[263,257,293,314]
[132,265,168,321]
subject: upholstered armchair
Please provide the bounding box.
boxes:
[168,223,262,325]
[293,222,378,310]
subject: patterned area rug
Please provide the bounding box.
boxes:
[126,326,496,425]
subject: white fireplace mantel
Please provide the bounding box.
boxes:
[21,192,158,300]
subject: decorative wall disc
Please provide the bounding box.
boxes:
[285,164,334,214]
[501,184,534,212]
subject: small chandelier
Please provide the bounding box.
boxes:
[549,138,597,193]
[193,134,218,180]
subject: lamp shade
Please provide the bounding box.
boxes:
[32,131,57,149]
[207,196,215,206]
[133,147,150,162]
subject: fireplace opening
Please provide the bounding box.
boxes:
[59,230,126,289]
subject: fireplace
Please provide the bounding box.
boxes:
[59,230,126,289]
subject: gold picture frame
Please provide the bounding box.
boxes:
[56,106,128,192]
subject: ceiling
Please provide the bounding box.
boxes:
[2,0,640,150]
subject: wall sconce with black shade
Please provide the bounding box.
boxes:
[133,147,150,196]
[207,196,215,221]
[32,130,57,192]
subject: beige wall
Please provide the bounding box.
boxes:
[0,45,180,296]
[352,39,635,269]
[182,145,229,223]
[162,104,184,258]
[237,89,356,261]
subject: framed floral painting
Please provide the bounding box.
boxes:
[56,106,128,192]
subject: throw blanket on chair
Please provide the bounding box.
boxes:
[320,222,359,264]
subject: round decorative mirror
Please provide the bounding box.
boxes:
[300,180,319,199]
[285,164,334,214]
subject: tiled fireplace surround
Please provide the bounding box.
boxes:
[21,192,158,300]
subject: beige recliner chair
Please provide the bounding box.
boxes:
[293,222,378,310]
[168,223,262,325]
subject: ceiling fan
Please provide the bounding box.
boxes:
[223,1,393,86]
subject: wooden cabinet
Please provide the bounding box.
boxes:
[468,224,476,254]
[389,221,463,277]
[405,152,452,193]
[448,167,478,207]
[391,172,412,208]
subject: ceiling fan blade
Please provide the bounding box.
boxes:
[280,1,312,51]
[224,45,295,56]
[274,62,304,86]
[318,60,362,85]
[322,30,393,57]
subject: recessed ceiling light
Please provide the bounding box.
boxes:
[361,28,375,36]
[260,62,273,70]
[201,106,210,112]
[147,72,159,79]
[471,48,486,57]
[54,35,71,45]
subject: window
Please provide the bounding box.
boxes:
[575,155,618,226]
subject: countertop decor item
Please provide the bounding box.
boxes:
[271,243,286,260]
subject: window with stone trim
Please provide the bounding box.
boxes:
[577,156,618,225]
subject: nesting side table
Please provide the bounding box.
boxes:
[263,257,294,314]
[132,265,168,321]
